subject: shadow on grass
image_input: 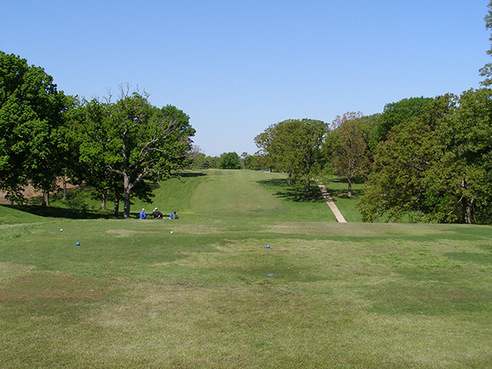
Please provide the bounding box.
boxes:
[3,204,118,220]
[323,187,362,200]
[148,172,207,189]
[180,172,207,178]
[322,178,363,200]
[257,179,325,203]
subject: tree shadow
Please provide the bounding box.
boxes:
[322,177,364,199]
[257,179,325,203]
[2,204,117,220]
[180,172,207,178]
[2,173,209,221]
[322,186,363,200]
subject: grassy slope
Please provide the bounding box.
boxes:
[130,169,337,222]
[0,203,46,225]
[1,170,492,368]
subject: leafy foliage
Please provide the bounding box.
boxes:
[359,91,492,224]
[0,51,71,204]
[369,97,433,152]
[218,152,241,169]
[74,87,195,218]
[326,112,371,197]
[254,119,328,197]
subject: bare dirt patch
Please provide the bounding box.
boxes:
[0,179,79,204]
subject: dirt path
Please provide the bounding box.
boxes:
[316,181,347,223]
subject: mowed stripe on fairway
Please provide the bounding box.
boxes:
[190,170,287,217]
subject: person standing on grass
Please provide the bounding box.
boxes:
[139,208,147,219]
[169,211,178,219]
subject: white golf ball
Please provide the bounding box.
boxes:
[60,229,63,232]
[170,231,173,234]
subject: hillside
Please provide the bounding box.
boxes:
[0,170,358,224]
[128,169,340,222]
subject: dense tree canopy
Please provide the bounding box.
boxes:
[358,91,492,224]
[218,152,241,169]
[254,119,328,197]
[76,88,195,218]
[0,51,70,205]
[369,97,432,152]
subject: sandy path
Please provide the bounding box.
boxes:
[316,180,347,223]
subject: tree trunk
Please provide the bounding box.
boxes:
[113,187,120,217]
[305,161,311,198]
[42,191,50,207]
[462,197,474,224]
[100,190,106,211]
[347,176,352,198]
[460,178,473,224]
[62,172,67,200]
[113,198,119,217]
[123,174,132,219]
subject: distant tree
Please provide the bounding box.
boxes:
[219,152,242,169]
[0,51,71,205]
[327,112,370,197]
[187,145,206,169]
[77,87,195,219]
[201,156,219,169]
[240,151,248,169]
[255,119,328,197]
[243,154,253,169]
[200,158,212,169]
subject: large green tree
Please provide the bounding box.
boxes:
[78,88,195,219]
[0,51,70,205]
[254,118,328,197]
[434,88,492,223]
[369,97,433,152]
[327,112,371,197]
[359,91,492,224]
[218,152,242,169]
[358,96,453,222]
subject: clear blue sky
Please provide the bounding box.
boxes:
[2,0,489,156]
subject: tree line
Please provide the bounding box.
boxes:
[0,52,195,218]
[253,92,492,224]
[252,1,492,225]
[187,150,255,170]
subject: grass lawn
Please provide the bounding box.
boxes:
[1,170,492,368]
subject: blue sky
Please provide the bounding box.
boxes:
[2,0,490,156]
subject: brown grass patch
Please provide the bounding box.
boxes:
[0,272,105,302]
[106,229,145,237]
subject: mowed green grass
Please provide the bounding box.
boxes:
[132,169,337,222]
[1,170,492,368]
